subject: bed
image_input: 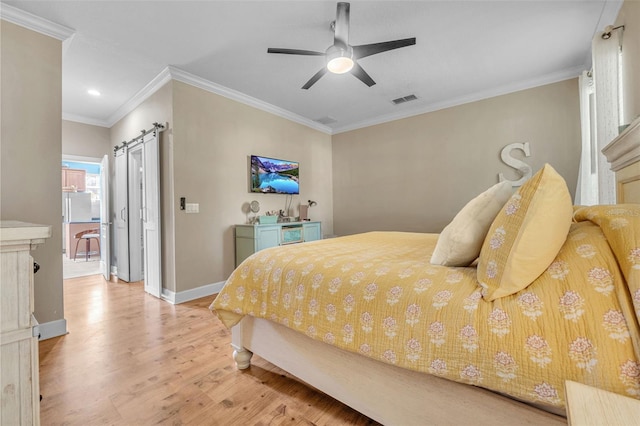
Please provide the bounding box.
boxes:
[211,148,640,424]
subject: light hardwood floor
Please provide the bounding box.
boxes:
[39,275,378,425]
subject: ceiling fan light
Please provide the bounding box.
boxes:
[327,56,354,74]
[326,44,354,74]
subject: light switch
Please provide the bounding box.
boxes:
[185,203,199,213]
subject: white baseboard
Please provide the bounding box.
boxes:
[161,281,225,305]
[35,318,68,341]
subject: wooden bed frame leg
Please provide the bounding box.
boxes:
[231,320,253,369]
[233,347,253,370]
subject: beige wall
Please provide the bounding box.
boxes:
[109,80,333,293]
[1,22,63,324]
[332,79,581,236]
[617,0,640,124]
[172,81,333,291]
[62,120,111,159]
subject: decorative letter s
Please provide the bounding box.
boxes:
[498,142,532,187]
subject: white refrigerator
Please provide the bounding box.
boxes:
[63,192,93,223]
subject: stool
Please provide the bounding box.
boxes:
[73,229,100,261]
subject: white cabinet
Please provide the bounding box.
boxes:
[234,221,322,267]
[1,221,51,426]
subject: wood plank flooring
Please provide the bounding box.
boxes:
[39,275,378,425]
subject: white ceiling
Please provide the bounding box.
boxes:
[1,1,623,134]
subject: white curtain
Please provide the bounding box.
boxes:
[591,30,622,204]
[575,71,598,205]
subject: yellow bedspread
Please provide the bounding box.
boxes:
[211,205,640,409]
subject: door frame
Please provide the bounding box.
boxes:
[62,154,105,275]
[100,154,111,281]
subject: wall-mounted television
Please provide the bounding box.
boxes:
[250,155,299,194]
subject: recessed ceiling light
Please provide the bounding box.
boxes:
[87,89,101,96]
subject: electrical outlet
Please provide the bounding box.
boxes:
[185,203,199,213]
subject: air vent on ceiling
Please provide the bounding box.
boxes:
[314,116,338,125]
[391,94,418,105]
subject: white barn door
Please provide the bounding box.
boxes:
[127,145,144,283]
[113,126,163,298]
[114,148,130,282]
[142,131,162,298]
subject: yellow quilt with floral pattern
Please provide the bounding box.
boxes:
[211,205,640,409]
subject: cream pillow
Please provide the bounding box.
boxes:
[430,181,513,266]
[477,164,573,301]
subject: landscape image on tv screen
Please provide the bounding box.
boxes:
[250,155,299,194]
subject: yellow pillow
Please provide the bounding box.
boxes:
[477,164,573,301]
[430,181,513,266]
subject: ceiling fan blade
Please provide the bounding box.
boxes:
[302,67,328,90]
[352,37,416,59]
[267,48,324,56]
[350,62,376,87]
[333,2,350,48]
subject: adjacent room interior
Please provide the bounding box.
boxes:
[61,158,103,278]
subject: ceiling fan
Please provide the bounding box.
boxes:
[267,2,416,90]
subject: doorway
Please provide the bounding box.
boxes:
[61,155,104,279]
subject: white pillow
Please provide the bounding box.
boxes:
[430,181,513,266]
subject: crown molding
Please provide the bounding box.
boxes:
[333,65,585,134]
[105,67,173,127]
[62,61,586,136]
[104,66,333,135]
[63,62,584,135]
[62,112,110,128]
[166,66,332,135]
[0,2,74,41]
[595,1,624,34]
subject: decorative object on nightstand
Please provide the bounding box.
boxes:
[299,204,309,221]
[248,200,260,224]
[301,200,317,221]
